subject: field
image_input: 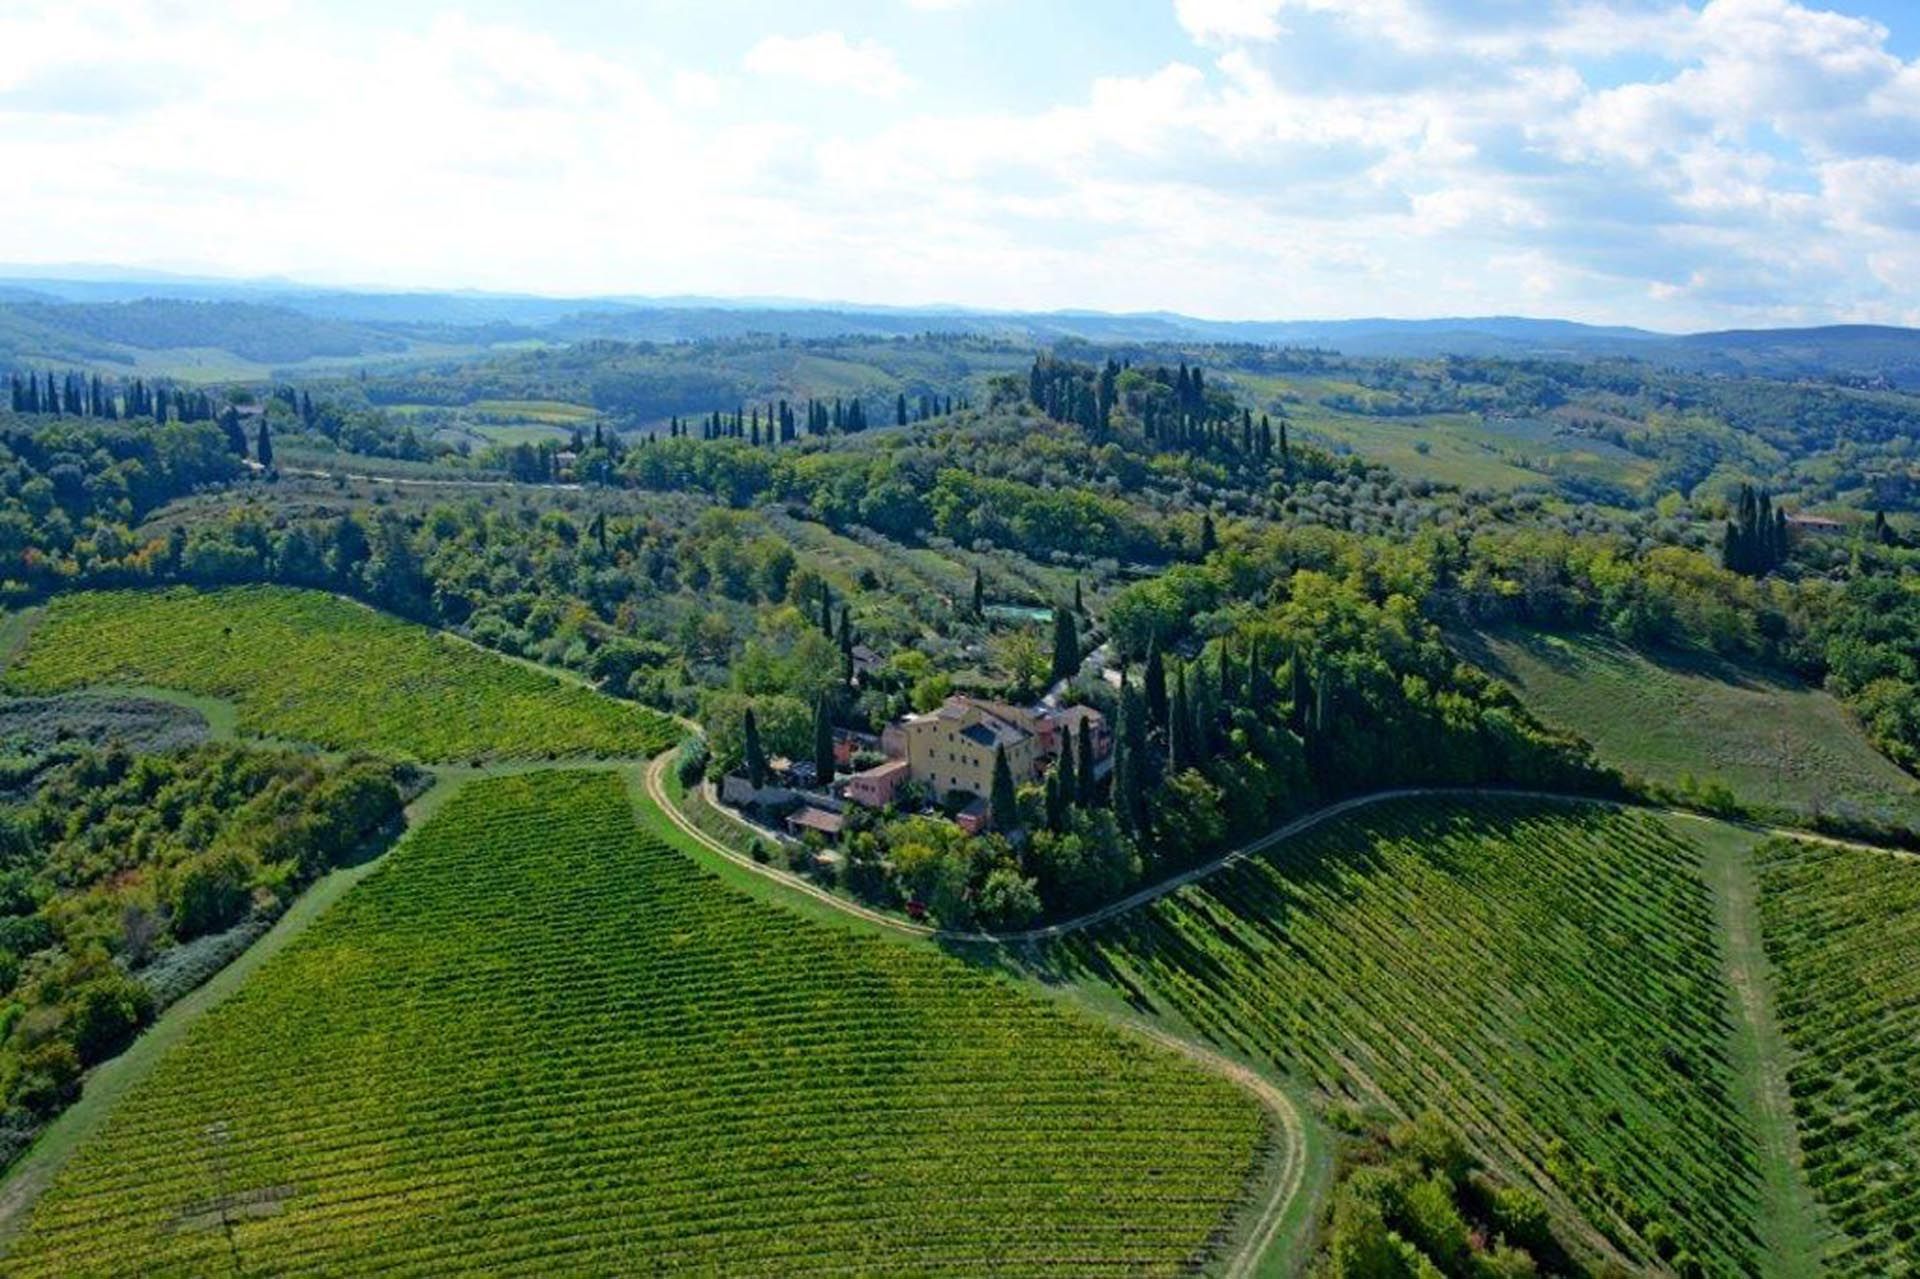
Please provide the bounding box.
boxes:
[3,588,676,763]
[1461,626,1920,831]
[1043,797,1763,1274]
[1220,370,1657,494]
[1757,838,1920,1276]
[1,771,1266,1276]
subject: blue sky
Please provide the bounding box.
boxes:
[1,0,1917,329]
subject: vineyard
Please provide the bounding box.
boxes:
[1044,797,1763,1275]
[4,587,676,762]
[1,771,1267,1276]
[1757,838,1920,1276]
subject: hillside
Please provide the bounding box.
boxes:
[0,770,1267,1275]
[5,588,677,762]
[1757,838,1920,1276]
[1042,797,1772,1275]
[1458,627,1920,832]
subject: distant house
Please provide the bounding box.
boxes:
[833,727,880,768]
[786,806,846,841]
[953,796,991,836]
[1786,513,1846,535]
[846,758,910,809]
[849,644,884,680]
[720,775,795,808]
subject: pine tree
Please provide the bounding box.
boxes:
[744,708,769,790]
[813,697,835,788]
[990,745,1018,832]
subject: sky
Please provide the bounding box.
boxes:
[1,0,1918,330]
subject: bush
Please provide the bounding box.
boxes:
[169,846,257,940]
[676,734,711,789]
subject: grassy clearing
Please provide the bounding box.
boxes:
[1757,838,1920,1276]
[1694,821,1829,1276]
[1041,797,1766,1275]
[1462,626,1920,831]
[3,587,675,763]
[3,771,1266,1276]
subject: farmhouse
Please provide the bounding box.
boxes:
[874,694,1109,809]
[845,757,909,808]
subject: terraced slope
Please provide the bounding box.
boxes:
[2,771,1266,1276]
[4,587,674,762]
[1758,838,1920,1276]
[1045,798,1763,1275]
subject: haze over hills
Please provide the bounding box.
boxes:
[5,269,1920,387]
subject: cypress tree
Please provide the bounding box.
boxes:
[1169,662,1194,773]
[971,569,985,618]
[819,584,833,636]
[1043,767,1063,831]
[1073,578,1084,614]
[256,419,274,468]
[1199,512,1217,557]
[990,745,1018,832]
[743,708,769,790]
[1144,639,1168,737]
[812,697,834,788]
[1076,717,1096,804]
[1051,607,1079,683]
[220,407,246,456]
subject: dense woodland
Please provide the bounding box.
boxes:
[0,736,407,1163]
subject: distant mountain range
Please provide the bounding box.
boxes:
[3,269,1919,388]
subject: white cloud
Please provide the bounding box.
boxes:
[1174,0,1287,43]
[0,0,1915,328]
[742,31,911,97]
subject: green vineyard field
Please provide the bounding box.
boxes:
[4,587,676,762]
[1045,798,1763,1275]
[1,771,1266,1276]
[1758,839,1920,1276]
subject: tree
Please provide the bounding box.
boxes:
[1050,606,1080,683]
[990,745,1018,832]
[220,407,247,457]
[1169,662,1196,771]
[993,626,1050,700]
[1199,512,1217,557]
[976,866,1041,929]
[812,696,834,786]
[743,707,769,789]
[1076,717,1096,804]
[971,568,985,618]
[255,419,274,468]
[1144,639,1169,737]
